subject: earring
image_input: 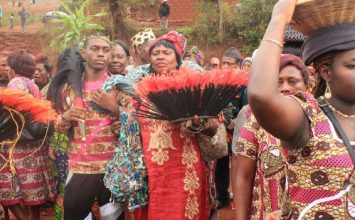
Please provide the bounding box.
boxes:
[324,83,332,99]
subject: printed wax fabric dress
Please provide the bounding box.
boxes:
[137,116,210,220]
[0,77,56,206]
[281,92,355,219]
[49,132,69,220]
[234,114,286,220]
[103,75,148,211]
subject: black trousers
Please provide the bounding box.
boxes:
[215,154,230,202]
[64,173,111,220]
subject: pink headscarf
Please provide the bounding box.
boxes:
[280,54,309,85]
[149,31,187,57]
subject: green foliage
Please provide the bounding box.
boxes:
[187,1,219,45]
[59,1,81,12]
[222,3,239,39]
[50,1,108,51]
[176,27,194,38]
[235,0,277,54]
[180,0,275,54]
[184,1,238,45]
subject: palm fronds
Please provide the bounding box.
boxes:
[49,1,108,51]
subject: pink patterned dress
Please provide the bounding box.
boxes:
[280,92,355,219]
[0,77,57,206]
[234,114,286,220]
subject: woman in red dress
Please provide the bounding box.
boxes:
[136,31,227,220]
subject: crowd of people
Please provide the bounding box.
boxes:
[0,3,30,32]
[0,0,354,219]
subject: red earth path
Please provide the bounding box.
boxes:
[0,22,44,54]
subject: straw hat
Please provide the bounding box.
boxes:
[291,0,355,34]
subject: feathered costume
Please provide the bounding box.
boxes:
[0,81,57,206]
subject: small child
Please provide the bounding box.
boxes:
[9,13,14,30]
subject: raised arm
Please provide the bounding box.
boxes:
[248,0,309,147]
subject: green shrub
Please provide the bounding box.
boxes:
[235,0,277,54]
[188,1,219,45]
[176,27,193,37]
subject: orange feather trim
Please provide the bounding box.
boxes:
[0,88,57,122]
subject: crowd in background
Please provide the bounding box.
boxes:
[0,0,355,220]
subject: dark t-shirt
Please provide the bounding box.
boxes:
[159,3,170,17]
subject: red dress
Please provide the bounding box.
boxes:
[137,117,210,220]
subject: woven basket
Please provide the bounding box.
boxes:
[291,0,355,35]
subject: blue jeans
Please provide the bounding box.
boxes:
[21,19,26,33]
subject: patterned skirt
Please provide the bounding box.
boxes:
[0,140,57,206]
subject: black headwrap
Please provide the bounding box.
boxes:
[223,47,242,63]
[302,22,355,65]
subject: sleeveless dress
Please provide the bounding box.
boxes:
[281,92,355,219]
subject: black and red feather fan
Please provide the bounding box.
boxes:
[135,68,248,122]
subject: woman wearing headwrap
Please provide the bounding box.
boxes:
[248,0,355,219]
[135,31,226,220]
[241,57,252,74]
[233,54,309,220]
[0,52,56,220]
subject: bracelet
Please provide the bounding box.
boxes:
[54,114,71,133]
[264,38,283,49]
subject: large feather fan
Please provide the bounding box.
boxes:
[135,68,248,122]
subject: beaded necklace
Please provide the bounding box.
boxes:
[323,98,355,119]
[321,97,355,131]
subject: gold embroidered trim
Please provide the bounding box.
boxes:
[181,128,200,219]
[146,121,175,166]
[184,170,200,193]
[185,196,199,220]
[182,145,198,168]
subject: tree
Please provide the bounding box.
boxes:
[217,0,224,40]
[108,0,125,39]
[235,0,277,54]
[50,0,108,51]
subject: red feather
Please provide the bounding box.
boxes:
[135,68,248,121]
[135,68,248,96]
[0,88,57,122]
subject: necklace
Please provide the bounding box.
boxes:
[337,115,355,130]
[323,97,355,119]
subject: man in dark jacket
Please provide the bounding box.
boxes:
[158,0,170,30]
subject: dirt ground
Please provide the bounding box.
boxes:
[35,205,236,220]
[0,24,43,53]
